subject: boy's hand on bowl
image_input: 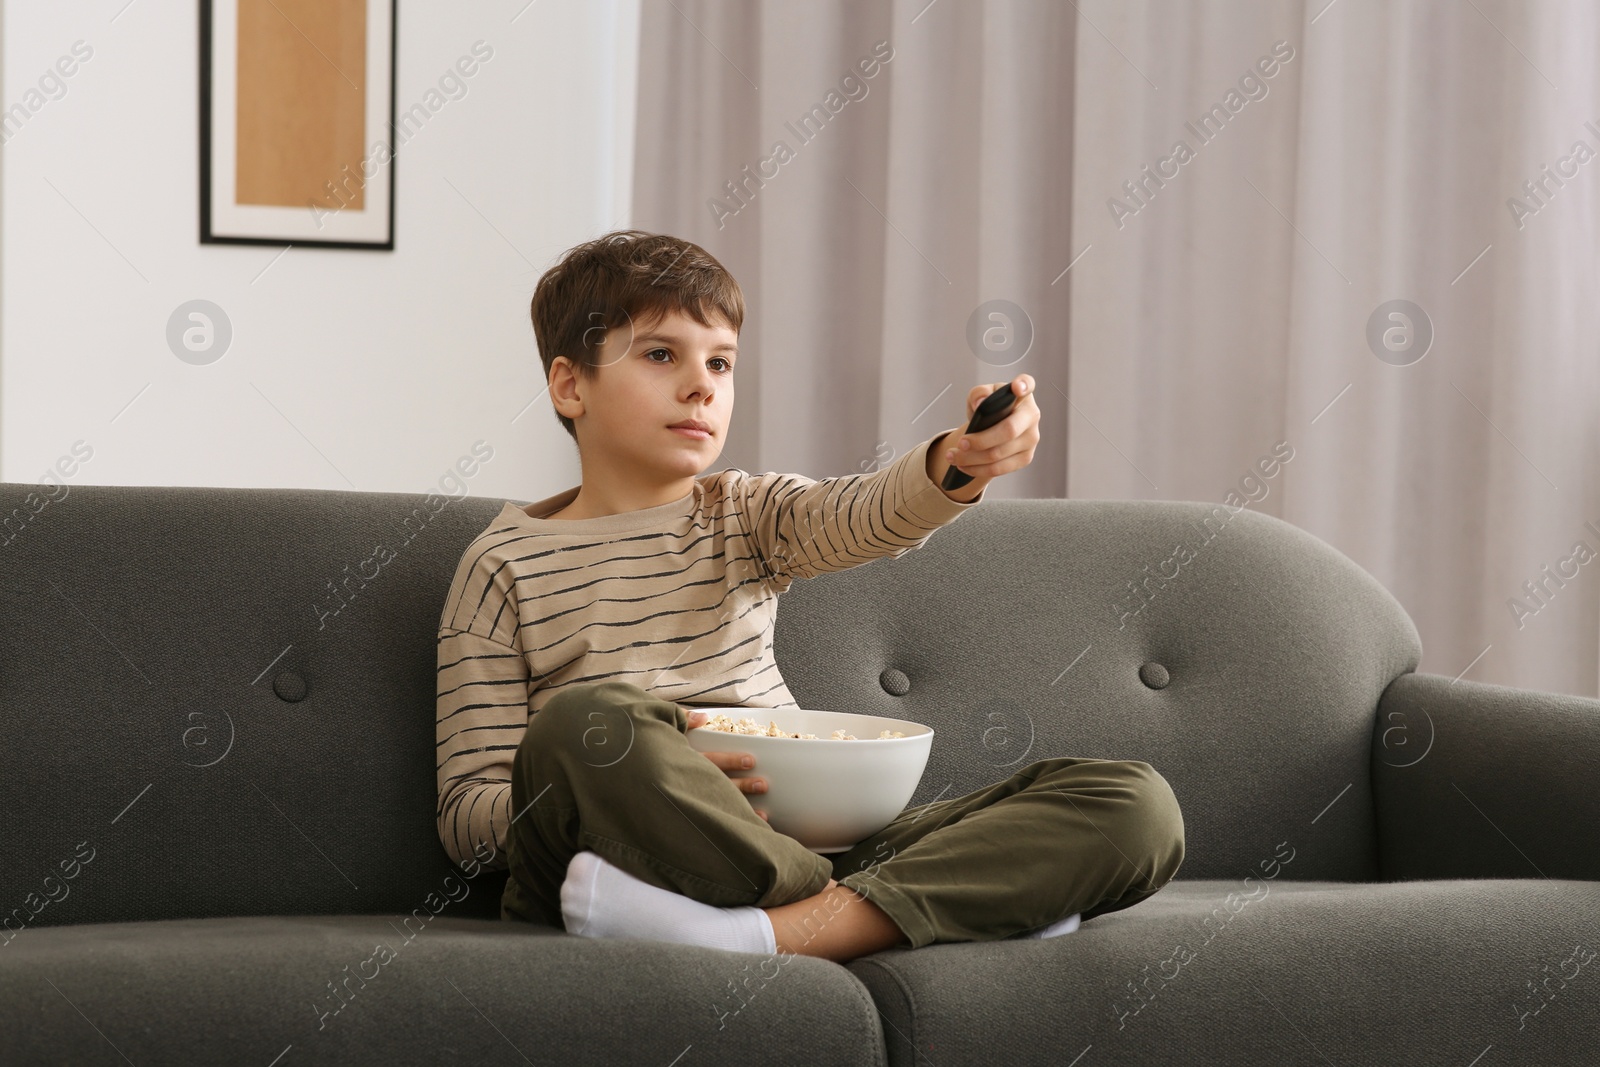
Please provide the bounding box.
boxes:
[684,708,769,822]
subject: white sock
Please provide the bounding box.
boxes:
[1008,912,1082,939]
[560,850,777,955]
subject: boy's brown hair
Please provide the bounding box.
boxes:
[530,230,745,442]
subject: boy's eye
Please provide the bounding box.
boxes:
[645,348,734,373]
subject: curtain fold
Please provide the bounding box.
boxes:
[633,0,1600,697]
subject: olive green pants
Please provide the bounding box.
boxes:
[500,681,1185,949]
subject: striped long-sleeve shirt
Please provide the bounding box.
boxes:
[435,432,984,870]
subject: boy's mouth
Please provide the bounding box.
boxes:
[668,420,713,439]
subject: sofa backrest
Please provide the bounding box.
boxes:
[0,483,1419,933]
[0,482,514,929]
[771,497,1422,883]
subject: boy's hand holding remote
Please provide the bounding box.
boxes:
[927,374,1041,503]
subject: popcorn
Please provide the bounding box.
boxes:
[698,713,906,740]
[700,713,815,739]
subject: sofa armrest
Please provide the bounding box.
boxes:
[1372,670,1600,881]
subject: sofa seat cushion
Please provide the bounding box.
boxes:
[2,914,887,1066]
[847,878,1600,1067]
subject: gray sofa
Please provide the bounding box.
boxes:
[2,481,1596,1065]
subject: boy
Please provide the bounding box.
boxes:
[437,230,1184,963]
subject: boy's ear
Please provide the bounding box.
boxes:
[550,356,586,420]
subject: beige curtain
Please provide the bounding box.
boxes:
[633,0,1600,698]
[632,0,1075,495]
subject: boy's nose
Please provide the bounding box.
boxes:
[685,380,716,402]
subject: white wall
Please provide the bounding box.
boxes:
[1,0,639,501]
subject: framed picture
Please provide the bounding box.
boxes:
[199,0,396,250]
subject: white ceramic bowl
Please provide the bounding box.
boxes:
[685,707,933,853]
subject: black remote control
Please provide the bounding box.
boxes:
[941,383,1018,491]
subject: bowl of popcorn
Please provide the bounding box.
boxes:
[685,708,933,854]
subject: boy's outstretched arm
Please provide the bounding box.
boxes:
[926,374,1040,502]
[742,374,1041,587]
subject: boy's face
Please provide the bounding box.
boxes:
[561,306,737,483]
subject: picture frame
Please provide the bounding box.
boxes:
[199,0,397,250]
